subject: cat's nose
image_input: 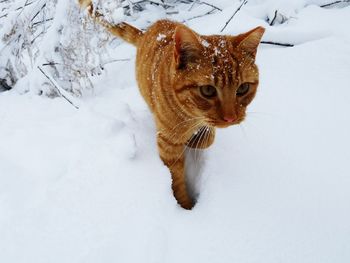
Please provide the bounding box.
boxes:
[223,116,236,123]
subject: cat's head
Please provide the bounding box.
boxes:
[172,25,265,128]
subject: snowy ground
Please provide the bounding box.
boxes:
[1,1,350,263]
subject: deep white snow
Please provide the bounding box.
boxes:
[1,1,350,262]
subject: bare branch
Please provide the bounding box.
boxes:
[42,62,61,67]
[188,0,199,11]
[31,18,54,28]
[31,3,46,22]
[185,8,216,22]
[320,0,350,7]
[220,0,248,32]
[37,66,80,109]
[201,1,222,11]
[269,10,277,26]
[102,58,131,65]
[261,41,294,47]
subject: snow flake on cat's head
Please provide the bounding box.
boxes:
[214,47,220,56]
[212,38,230,59]
[201,39,210,48]
[156,33,166,41]
[219,39,226,48]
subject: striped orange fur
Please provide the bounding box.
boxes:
[79,0,265,209]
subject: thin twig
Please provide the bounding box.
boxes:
[188,0,199,11]
[149,0,175,8]
[15,0,34,11]
[31,17,53,27]
[31,30,45,44]
[0,1,36,20]
[201,1,222,11]
[37,66,79,109]
[15,0,29,18]
[176,0,194,3]
[320,0,349,7]
[185,8,216,22]
[269,10,277,26]
[220,0,248,32]
[42,62,60,66]
[102,58,131,65]
[31,3,46,22]
[130,0,174,9]
[261,41,294,47]
[166,11,179,15]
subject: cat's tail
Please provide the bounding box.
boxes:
[79,0,143,46]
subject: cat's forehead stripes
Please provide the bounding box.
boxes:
[201,36,238,88]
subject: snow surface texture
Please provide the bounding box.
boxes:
[1,0,350,262]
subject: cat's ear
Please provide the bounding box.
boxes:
[233,26,265,59]
[173,25,202,69]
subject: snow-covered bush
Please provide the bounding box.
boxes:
[0,0,201,95]
[0,0,117,96]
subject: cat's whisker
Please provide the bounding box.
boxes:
[239,123,249,141]
[203,118,215,128]
[194,126,207,165]
[204,126,211,152]
[193,128,201,166]
[168,121,205,167]
[169,131,198,169]
[247,111,275,118]
[163,117,205,144]
[167,116,205,132]
[165,121,203,161]
[205,126,211,148]
[185,121,206,142]
[166,117,201,139]
[196,126,210,169]
[203,126,212,164]
[167,119,204,146]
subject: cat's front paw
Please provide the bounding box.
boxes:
[180,200,194,210]
[175,194,194,210]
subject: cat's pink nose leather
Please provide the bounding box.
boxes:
[224,117,236,123]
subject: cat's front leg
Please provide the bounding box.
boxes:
[157,133,194,210]
[186,126,216,149]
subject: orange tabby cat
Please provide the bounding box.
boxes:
[79,0,265,209]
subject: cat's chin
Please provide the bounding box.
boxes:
[216,123,236,128]
[206,121,237,128]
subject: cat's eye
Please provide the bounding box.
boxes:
[236,83,250,97]
[200,85,217,98]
